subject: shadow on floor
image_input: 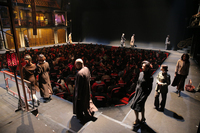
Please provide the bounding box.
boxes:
[132,122,157,133]
[172,91,200,103]
[164,108,184,122]
[16,112,34,133]
[67,116,84,132]
[64,115,98,133]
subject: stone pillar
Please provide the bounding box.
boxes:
[19,30,25,47]
[3,29,8,49]
[65,28,68,43]
[0,32,5,50]
[54,29,58,44]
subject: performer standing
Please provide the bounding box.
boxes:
[24,35,30,47]
[36,54,53,103]
[172,53,190,97]
[69,33,72,44]
[154,65,170,112]
[121,33,126,47]
[165,35,170,50]
[23,54,40,106]
[130,34,136,47]
[131,61,153,125]
[73,58,98,123]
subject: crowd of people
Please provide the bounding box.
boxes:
[0,43,169,106]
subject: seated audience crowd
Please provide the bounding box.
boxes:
[0,43,169,107]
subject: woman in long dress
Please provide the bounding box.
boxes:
[131,61,153,125]
[172,53,190,97]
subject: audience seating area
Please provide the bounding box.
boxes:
[0,43,169,107]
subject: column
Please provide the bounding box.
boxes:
[19,30,25,47]
[65,28,68,43]
[54,29,58,44]
[0,32,5,50]
[3,29,8,49]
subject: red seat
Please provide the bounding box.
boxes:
[118,83,126,87]
[54,66,59,70]
[64,83,73,96]
[115,103,126,107]
[93,95,107,107]
[54,82,65,91]
[95,96,106,101]
[108,87,121,99]
[69,77,75,81]
[56,92,65,99]
[92,83,106,93]
[57,75,61,79]
[120,91,135,104]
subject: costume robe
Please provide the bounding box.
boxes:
[131,72,153,112]
[37,61,53,98]
[73,67,98,119]
[23,63,38,94]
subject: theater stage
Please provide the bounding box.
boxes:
[0,42,200,133]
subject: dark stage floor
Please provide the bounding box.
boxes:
[0,42,200,133]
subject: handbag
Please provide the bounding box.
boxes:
[185,79,195,92]
[171,74,180,86]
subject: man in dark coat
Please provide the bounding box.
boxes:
[37,54,53,103]
[73,58,98,123]
[24,35,30,47]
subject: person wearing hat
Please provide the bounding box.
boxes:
[23,54,40,106]
[36,54,53,103]
[154,65,171,112]
[73,58,98,123]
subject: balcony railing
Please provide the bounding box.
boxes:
[2,18,66,27]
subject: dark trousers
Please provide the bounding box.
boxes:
[154,91,167,109]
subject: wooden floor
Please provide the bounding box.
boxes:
[0,42,200,133]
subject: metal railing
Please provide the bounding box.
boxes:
[1,70,34,107]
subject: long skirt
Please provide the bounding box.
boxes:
[172,74,187,91]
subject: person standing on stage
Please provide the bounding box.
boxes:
[154,65,170,112]
[131,61,153,125]
[36,54,53,103]
[69,33,72,44]
[172,53,190,97]
[23,54,40,106]
[73,58,98,123]
[121,33,126,47]
[165,35,170,50]
[24,35,30,47]
[130,34,136,47]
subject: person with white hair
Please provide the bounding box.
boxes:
[73,58,98,123]
[36,54,53,103]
